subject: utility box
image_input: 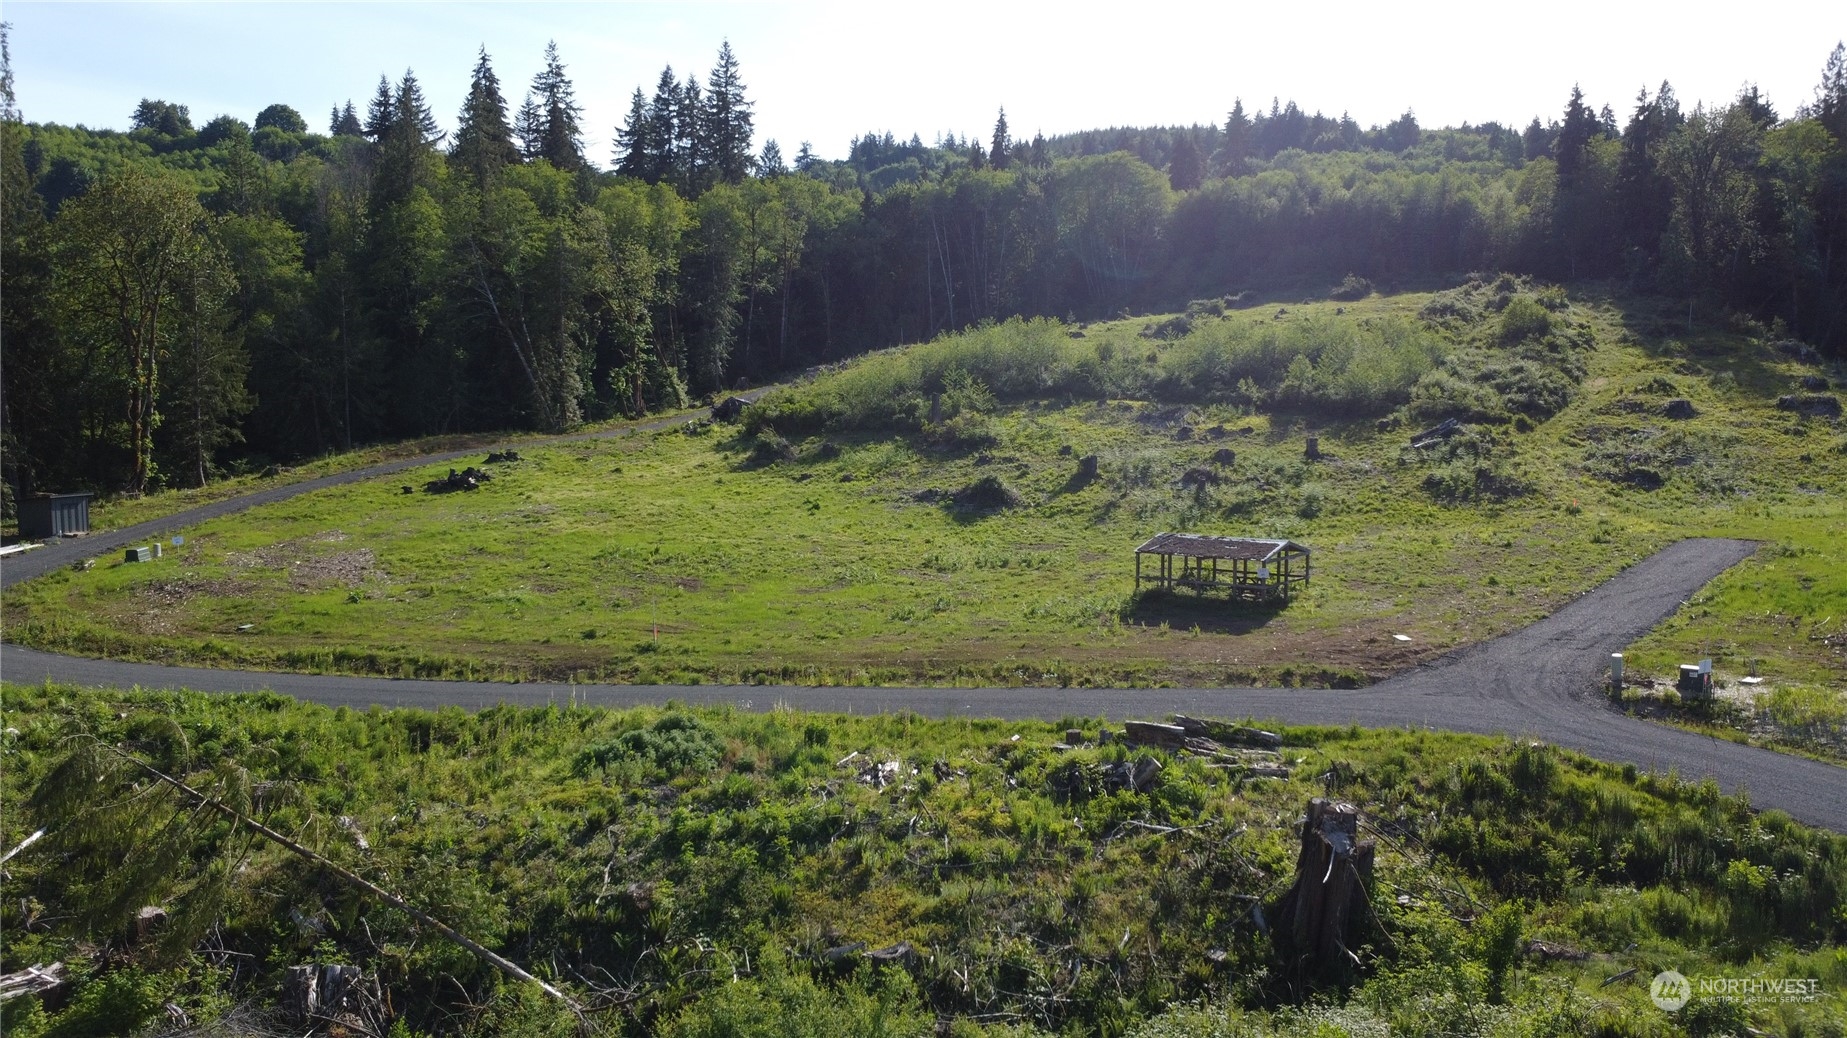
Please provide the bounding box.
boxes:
[17,492,93,539]
[1676,664,1711,698]
[124,546,152,563]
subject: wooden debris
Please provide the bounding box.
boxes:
[1410,417,1461,448]
[425,466,493,493]
[1103,755,1163,794]
[1602,966,1639,987]
[1171,716,1282,748]
[1123,720,1188,747]
[868,941,918,968]
[1525,938,1589,962]
[0,961,66,1002]
[1270,798,1376,980]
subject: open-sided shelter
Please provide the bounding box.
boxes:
[1134,533,1310,601]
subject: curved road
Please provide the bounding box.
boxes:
[4,429,1844,830]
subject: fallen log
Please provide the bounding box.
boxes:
[1171,716,1282,748]
[0,961,66,1002]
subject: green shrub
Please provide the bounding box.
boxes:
[660,960,929,1038]
[747,430,797,467]
[575,713,724,778]
[1498,297,1553,344]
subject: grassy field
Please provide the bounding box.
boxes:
[1,683,1842,1036]
[5,281,1843,755]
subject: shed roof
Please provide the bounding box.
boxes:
[1134,533,1308,562]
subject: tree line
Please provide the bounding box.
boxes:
[3,28,1845,498]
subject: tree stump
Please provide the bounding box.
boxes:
[1270,798,1375,980]
[284,963,372,1028]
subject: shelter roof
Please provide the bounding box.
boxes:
[1133,533,1308,562]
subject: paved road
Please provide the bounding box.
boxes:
[4,437,1844,830]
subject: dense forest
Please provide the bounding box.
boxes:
[3,29,1846,497]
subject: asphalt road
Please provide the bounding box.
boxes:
[4,425,1843,830]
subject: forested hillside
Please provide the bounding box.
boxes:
[4,29,1846,500]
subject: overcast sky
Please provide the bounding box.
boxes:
[6,2,1843,164]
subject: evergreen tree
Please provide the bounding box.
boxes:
[677,75,707,191]
[525,41,584,170]
[0,20,15,123]
[1616,84,1676,261]
[452,46,518,185]
[645,66,680,183]
[794,140,817,173]
[759,139,786,178]
[1167,130,1202,191]
[1814,41,1847,140]
[1381,109,1420,152]
[704,40,755,185]
[1556,85,1600,187]
[1598,103,1620,139]
[364,76,395,142]
[1735,84,1777,129]
[331,101,362,137]
[614,87,650,178]
[1522,116,1552,161]
[989,107,1012,171]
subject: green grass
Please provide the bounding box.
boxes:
[6,283,1843,710]
[2,683,1842,1036]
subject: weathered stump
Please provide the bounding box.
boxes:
[283,963,377,1031]
[1078,454,1100,479]
[1270,798,1375,980]
[1305,436,1321,460]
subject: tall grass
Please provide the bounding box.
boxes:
[748,313,1447,437]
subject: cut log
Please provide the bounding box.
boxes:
[1171,716,1282,748]
[1270,798,1376,980]
[1122,720,1188,749]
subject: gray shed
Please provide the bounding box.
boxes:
[17,492,94,539]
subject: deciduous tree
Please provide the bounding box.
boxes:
[52,165,229,493]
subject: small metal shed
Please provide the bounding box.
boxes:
[17,492,94,539]
[1134,533,1311,601]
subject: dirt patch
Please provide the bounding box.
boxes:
[140,576,257,606]
[673,576,705,591]
[227,536,381,589]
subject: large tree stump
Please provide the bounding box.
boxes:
[1270,798,1375,980]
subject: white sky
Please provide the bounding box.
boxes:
[6,1,1844,165]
